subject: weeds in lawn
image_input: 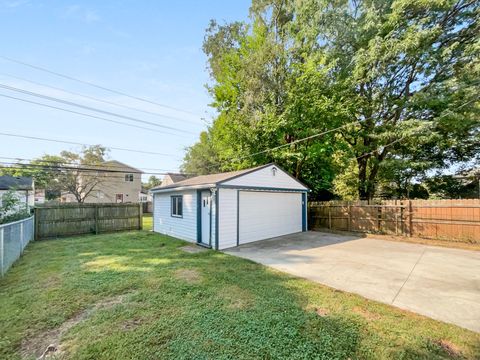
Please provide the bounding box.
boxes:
[0,230,478,359]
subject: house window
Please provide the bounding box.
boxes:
[171,195,183,217]
[116,194,124,203]
[125,174,134,182]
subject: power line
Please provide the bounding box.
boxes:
[0,55,201,117]
[0,72,204,125]
[0,156,182,173]
[241,120,363,161]
[0,93,185,137]
[0,83,196,134]
[0,162,173,176]
[217,96,480,170]
[202,120,364,172]
[0,167,169,181]
[0,132,173,156]
[0,164,177,178]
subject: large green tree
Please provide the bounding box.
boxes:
[184,0,480,199]
[0,145,109,202]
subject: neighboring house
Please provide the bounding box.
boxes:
[139,191,150,203]
[150,163,309,250]
[161,173,188,187]
[0,176,34,208]
[34,189,46,204]
[61,160,143,203]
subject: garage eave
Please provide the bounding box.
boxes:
[218,184,309,192]
[150,183,216,193]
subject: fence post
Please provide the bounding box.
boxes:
[395,206,399,235]
[347,204,352,231]
[34,208,39,241]
[0,227,4,277]
[328,207,332,230]
[94,204,99,235]
[138,203,143,230]
[20,221,24,253]
[377,206,382,233]
[408,200,413,237]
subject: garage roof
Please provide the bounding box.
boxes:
[151,163,309,192]
[151,164,269,191]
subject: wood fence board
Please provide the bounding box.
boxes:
[309,199,480,243]
[35,203,142,240]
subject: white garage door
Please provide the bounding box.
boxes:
[239,191,302,244]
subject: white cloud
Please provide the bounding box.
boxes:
[84,9,100,23]
[1,0,30,8]
[62,4,100,23]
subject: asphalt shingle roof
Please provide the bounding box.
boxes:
[151,164,269,191]
[0,176,33,190]
[164,173,188,184]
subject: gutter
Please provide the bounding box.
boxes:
[150,183,217,194]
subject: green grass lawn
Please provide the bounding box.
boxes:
[1,231,479,359]
[143,214,152,231]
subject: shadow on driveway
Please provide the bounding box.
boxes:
[225,231,480,333]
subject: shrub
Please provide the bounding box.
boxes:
[0,189,31,225]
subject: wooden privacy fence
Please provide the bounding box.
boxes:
[309,199,480,243]
[35,203,143,240]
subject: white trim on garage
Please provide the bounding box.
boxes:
[151,163,309,250]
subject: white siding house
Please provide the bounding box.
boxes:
[151,164,309,250]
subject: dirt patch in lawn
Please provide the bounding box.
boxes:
[174,269,202,284]
[218,285,254,310]
[305,304,329,317]
[432,339,463,358]
[352,306,380,321]
[20,293,130,359]
[122,318,143,331]
[179,245,208,254]
[314,307,329,317]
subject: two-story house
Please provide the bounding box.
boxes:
[61,160,143,203]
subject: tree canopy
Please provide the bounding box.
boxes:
[0,145,109,202]
[183,0,480,200]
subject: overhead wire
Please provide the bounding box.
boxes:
[0,72,204,125]
[0,83,197,134]
[0,55,201,117]
[0,162,181,176]
[204,95,479,172]
[0,93,185,136]
[0,156,182,173]
[0,132,173,156]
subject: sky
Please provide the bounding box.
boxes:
[0,0,250,180]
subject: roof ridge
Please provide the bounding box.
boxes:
[150,163,274,191]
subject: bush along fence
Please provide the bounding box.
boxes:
[35,203,143,240]
[0,216,34,276]
[309,199,480,243]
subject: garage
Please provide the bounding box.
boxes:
[150,163,309,250]
[238,191,302,244]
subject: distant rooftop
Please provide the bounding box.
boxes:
[0,176,33,190]
[164,173,188,184]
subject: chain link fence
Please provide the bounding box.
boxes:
[0,216,34,276]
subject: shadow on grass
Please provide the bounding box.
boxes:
[1,230,478,359]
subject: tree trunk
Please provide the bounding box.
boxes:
[357,157,380,200]
[357,157,369,200]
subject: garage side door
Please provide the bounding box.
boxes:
[239,191,302,244]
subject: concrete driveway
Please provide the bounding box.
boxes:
[224,231,480,332]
